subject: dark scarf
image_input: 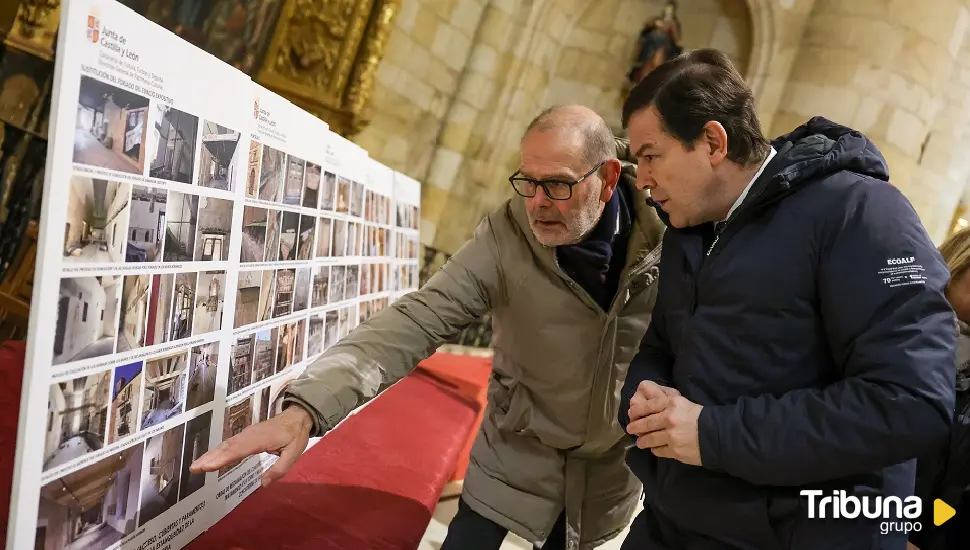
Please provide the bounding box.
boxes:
[556,185,633,312]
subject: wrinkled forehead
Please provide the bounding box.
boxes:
[519,129,587,179]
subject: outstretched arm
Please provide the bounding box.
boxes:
[697,183,956,486]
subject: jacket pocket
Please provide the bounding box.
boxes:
[488,376,530,433]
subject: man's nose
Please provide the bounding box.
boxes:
[527,186,554,208]
[636,171,655,191]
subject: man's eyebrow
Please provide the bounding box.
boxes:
[635,142,656,157]
[519,170,577,181]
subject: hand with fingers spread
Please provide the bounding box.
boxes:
[190,404,314,487]
[626,380,703,467]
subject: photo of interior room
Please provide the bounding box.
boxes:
[345,265,360,301]
[193,271,225,335]
[316,217,332,257]
[234,270,261,329]
[194,196,233,261]
[321,171,336,211]
[116,275,151,352]
[167,272,197,341]
[63,177,130,264]
[219,399,253,476]
[198,120,240,190]
[282,155,304,205]
[350,180,364,218]
[138,423,186,526]
[145,273,174,348]
[275,322,295,373]
[293,268,310,313]
[296,215,315,261]
[308,314,323,358]
[263,209,281,262]
[324,310,339,350]
[311,265,329,309]
[108,361,143,445]
[252,329,276,384]
[239,207,267,263]
[332,219,347,257]
[73,75,149,175]
[178,411,212,502]
[245,141,261,198]
[278,211,298,261]
[53,276,121,366]
[303,163,321,208]
[255,386,272,424]
[229,335,254,395]
[258,145,284,202]
[141,351,187,430]
[36,443,145,550]
[186,343,218,411]
[43,370,111,470]
[336,176,351,213]
[258,270,276,322]
[149,105,198,184]
[273,269,295,318]
[346,222,359,257]
[164,191,199,262]
[329,266,345,304]
[125,185,166,263]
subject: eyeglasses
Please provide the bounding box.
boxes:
[509,161,605,201]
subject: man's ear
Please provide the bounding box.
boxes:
[702,121,728,166]
[600,158,622,202]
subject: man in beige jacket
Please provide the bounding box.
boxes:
[191,105,665,549]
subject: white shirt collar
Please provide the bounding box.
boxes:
[724,146,776,221]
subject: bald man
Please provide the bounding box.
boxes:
[190,105,666,550]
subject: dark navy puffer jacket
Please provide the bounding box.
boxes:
[619,117,957,550]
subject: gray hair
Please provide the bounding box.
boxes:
[524,105,616,167]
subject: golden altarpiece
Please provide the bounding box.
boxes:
[0,0,399,335]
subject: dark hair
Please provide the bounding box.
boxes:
[621,48,769,166]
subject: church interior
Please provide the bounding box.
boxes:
[1,0,969,549]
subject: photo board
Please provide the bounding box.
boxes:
[7,2,423,549]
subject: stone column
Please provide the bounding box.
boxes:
[769,0,970,239]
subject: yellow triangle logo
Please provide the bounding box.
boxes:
[934,499,956,526]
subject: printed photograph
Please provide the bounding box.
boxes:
[141,351,188,430]
[149,104,199,184]
[178,411,213,502]
[316,217,332,257]
[308,313,324,358]
[320,171,336,210]
[164,191,199,262]
[43,370,111,470]
[350,180,364,218]
[263,209,281,262]
[198,119,241,190]
[345,265,360,301]
[167,272,197,341]
[324,310,339,350]
[52,276,121,366]
[273,269,296,318]
[194,196,233,261]
[116,274,151,352]
[125,185,166,263]
[278,211,299,261]
[346,222,358,257]
[193,271,226,335]
[303,162,321,208]
[36,443,145,550]
[252,328,277,384]
[329,265,346,304]
[138,422,186,526]
[297,215,315,261]
[220,398,253,476]
[253,385,273,424]
[63,176,130,264]
[275,319,305,373]
[74,75,149,175]
[282,155,305,205]
[293,268,310,313]
[311,265,329,309]
[109,360,143,444]
[186,342,218,411]
[258,144,285,202]
[145,273,174,347]
[258,270,276,322]
[331,219,347,257]
[229,335,254,395]
[234,270,261,328]
[336,176,351,213]
[239,206,267,263]
[245,140,261,198]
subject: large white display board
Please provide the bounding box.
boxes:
[7,2,422,549]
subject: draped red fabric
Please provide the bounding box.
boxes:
[0,340,26,546]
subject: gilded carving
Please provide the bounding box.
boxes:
[275,0,356,84]
[345,0,396,127]
[5,0,61,60]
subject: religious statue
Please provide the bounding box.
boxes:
[627,1,683,86]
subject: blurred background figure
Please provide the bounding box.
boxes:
[627,1,683,87]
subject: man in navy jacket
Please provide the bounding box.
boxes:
[618,48,957,549]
